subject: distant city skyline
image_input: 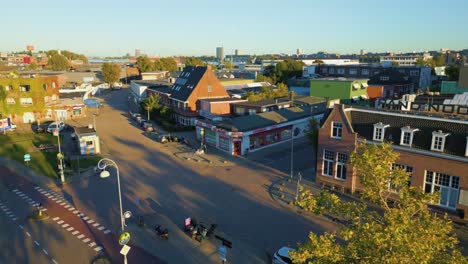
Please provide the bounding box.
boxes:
[1,0,467,57]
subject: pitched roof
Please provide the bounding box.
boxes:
[216,107,311,132]
[347,108,468,157]
[169,66,207,102]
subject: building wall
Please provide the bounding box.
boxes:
[316,105,358,191]
[459,66,468,88]
[187,70,229,111]
[209,102,231,115]
[310,80,367,100]
[441,81,468,94]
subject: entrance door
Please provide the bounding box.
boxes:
[234,141,242,155]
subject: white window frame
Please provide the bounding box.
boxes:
[20,98,33,105]
[431,130,449,152]
[207,85,212,93]
[424,171,460,209]
[331,122,343,139]
[322,150,334,176]
[336,153,348,180]
[6,98,15,105]
[400,126,419,146]
[373,122,389,142]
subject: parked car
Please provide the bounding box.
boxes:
[142,122,154,131]
[138,118,147,126]
[46,121,66,133]
[132,113,141,120]
[272,247,294,264]
[135,115,143,123]
[157,134,182,143]
[9,124,17,131]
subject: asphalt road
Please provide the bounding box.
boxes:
[40,89,334,263]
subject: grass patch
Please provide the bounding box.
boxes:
[0,133,64,178]
[69,156,102,171]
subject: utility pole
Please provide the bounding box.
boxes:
[55,111,65,184]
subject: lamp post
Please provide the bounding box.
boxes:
[55,111,65,183]
[97,158,125,232]
[290,130,294,179]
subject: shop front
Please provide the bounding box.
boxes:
[248,126,292,151]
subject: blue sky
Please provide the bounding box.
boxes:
[2,0,467,57]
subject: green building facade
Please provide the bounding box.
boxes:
[441,81,468,94]
[310,78,368,103]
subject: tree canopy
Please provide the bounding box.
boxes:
[263,59,305,84]
[245,83,290,102]
[46,50,88,64]
[47,54,69,71]
[445,65,460,81]
[184,57,204,66]
[154,58,178,71]
[292,142,466,264]
[136,56,155,72]
[101,63,121,87]
[141,93,162,120]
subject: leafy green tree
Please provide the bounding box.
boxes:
[307,118,319,147]
[255,74,274,84]
[432,54,445,67]
[264,59,305,84]
[292,142,466,264]
[184,57,204,66]
[47,54,69,71]
[154,58,177,71]
[224,61,234,70]
[101,63,121,88]
[446,65,460,81]
[0,85,6,104]
[141,93,162,120]
[27,62,38,70]
[137,56,155,72]
[415,58,426,66]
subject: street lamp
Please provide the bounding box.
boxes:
[290,129,294,179]
[97,158,125,232]
[54,111,65,184]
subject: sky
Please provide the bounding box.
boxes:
[1,0,467,57]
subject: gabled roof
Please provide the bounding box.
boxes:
[347,108,468,157]
[216,107,311,132]
[169,66,207,102]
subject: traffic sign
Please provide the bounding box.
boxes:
[57,153,64,159]
[120,244,131,256]
[218,246,227,261]
[24,154,31,162]
[118,232,131,245]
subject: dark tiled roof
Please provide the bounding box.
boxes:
[368,68,412,85]
[216,107,312,132]
[198,97,242,102]
[148,86,172,94]
[169,66,207,102]
[349,110,468,157]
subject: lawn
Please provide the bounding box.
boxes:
[0,133,100,178]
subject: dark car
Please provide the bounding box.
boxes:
[142,122,154,131]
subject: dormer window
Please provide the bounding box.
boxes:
[331,122,343,139]
[373,122,389,142]
[431,130,450,152]
[400,126,419,146]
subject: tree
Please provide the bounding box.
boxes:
[255,74,274,84]
[224,61,234,70]
[154,58,178,71]
[307,118,319,147]
[101,63,121,88]
[292,142,466,264]
[184,57,204,66]
[445,65,460,81]
[47,54,69,71]
[27,62,38,70]
[136,56,155,72]
[141,93,162,120]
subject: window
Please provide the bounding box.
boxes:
[208,85,212,93]
[5,85,11,91]
[373,122,389,141]
[52,82,56,89]
[6,98,15,105]
[410,70,419,76]
[248,109,256,115]
[336,153,348,180]
[379,76,390,81]
[321,68,328,74]
[51,94,57,101]
[349,69,357,75]
[20,98,33,105]
[331,122,343,139]
[329,68,335,74]
[400,126,418,146]
[390,164,413,190]
[19,85,31,92]
[323,150,334,176]
[337,68,345,74]
[431,130,449,152]
[44,96,49,103]
[361,69,370,75]
[425,171,460,209]
[43,83,48,91]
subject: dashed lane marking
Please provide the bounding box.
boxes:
[77,234,85,239]
[94,246,103,252]
[66,227,74,231]
[19,225,23,229]
[72,230,80,235]
[59,202,66,206]
[92,223,99,227]
[34,241,40,246]
[57,220,64,224]
[98,226,105,231]
[82,238,90,243]
[82,216,89,220]
[12,217,18,221]
[88,242,96,247]
[42,249,48,255]
[52,259,58,264]
[40,191,47,194]
[34,186,40,190]
[73,210,80,214]
[52,217,60,221]
[68,207,75,211]
[52,198,58,201]
[103,230,111,234]
[63,205,70,208]
[26,232,31,237]
[62,224,69,228]
[87,220,94,224]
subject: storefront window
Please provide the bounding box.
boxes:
[205,130,217,146]
[219,137,230,151]
[281,129,291,140]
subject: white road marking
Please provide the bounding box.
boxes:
[88,242,96,247]
[52,198,58,201]
[34,241,40,246]
[12,217,18,221]
[66,227,74,231]
[82,238,90,243]
[72,231,80,235]
[26,232,31,237]
[62,224,69,228]
[59,202,66,206]
[57,220,64,224]
[98,226,105,230]
[34,186,40,190]
[42,249,48,255]
[63,205,70,208]
[92,223,99,227]
[19,225,23,229]
[103,230,111,234]
[77,234,85,239]
[87,220,94,224]
[52,259,58,264]
[73,210,80,214]
[19,193,26,197]
[12,189,18,192]
[82,216,89,220]
[94,246,103,251]
[52,217,60,221]
[68,207,74,211]
[40,190,47,194]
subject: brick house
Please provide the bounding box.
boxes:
[316,104,468,218]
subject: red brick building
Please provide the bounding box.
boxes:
[316,104,468,218]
